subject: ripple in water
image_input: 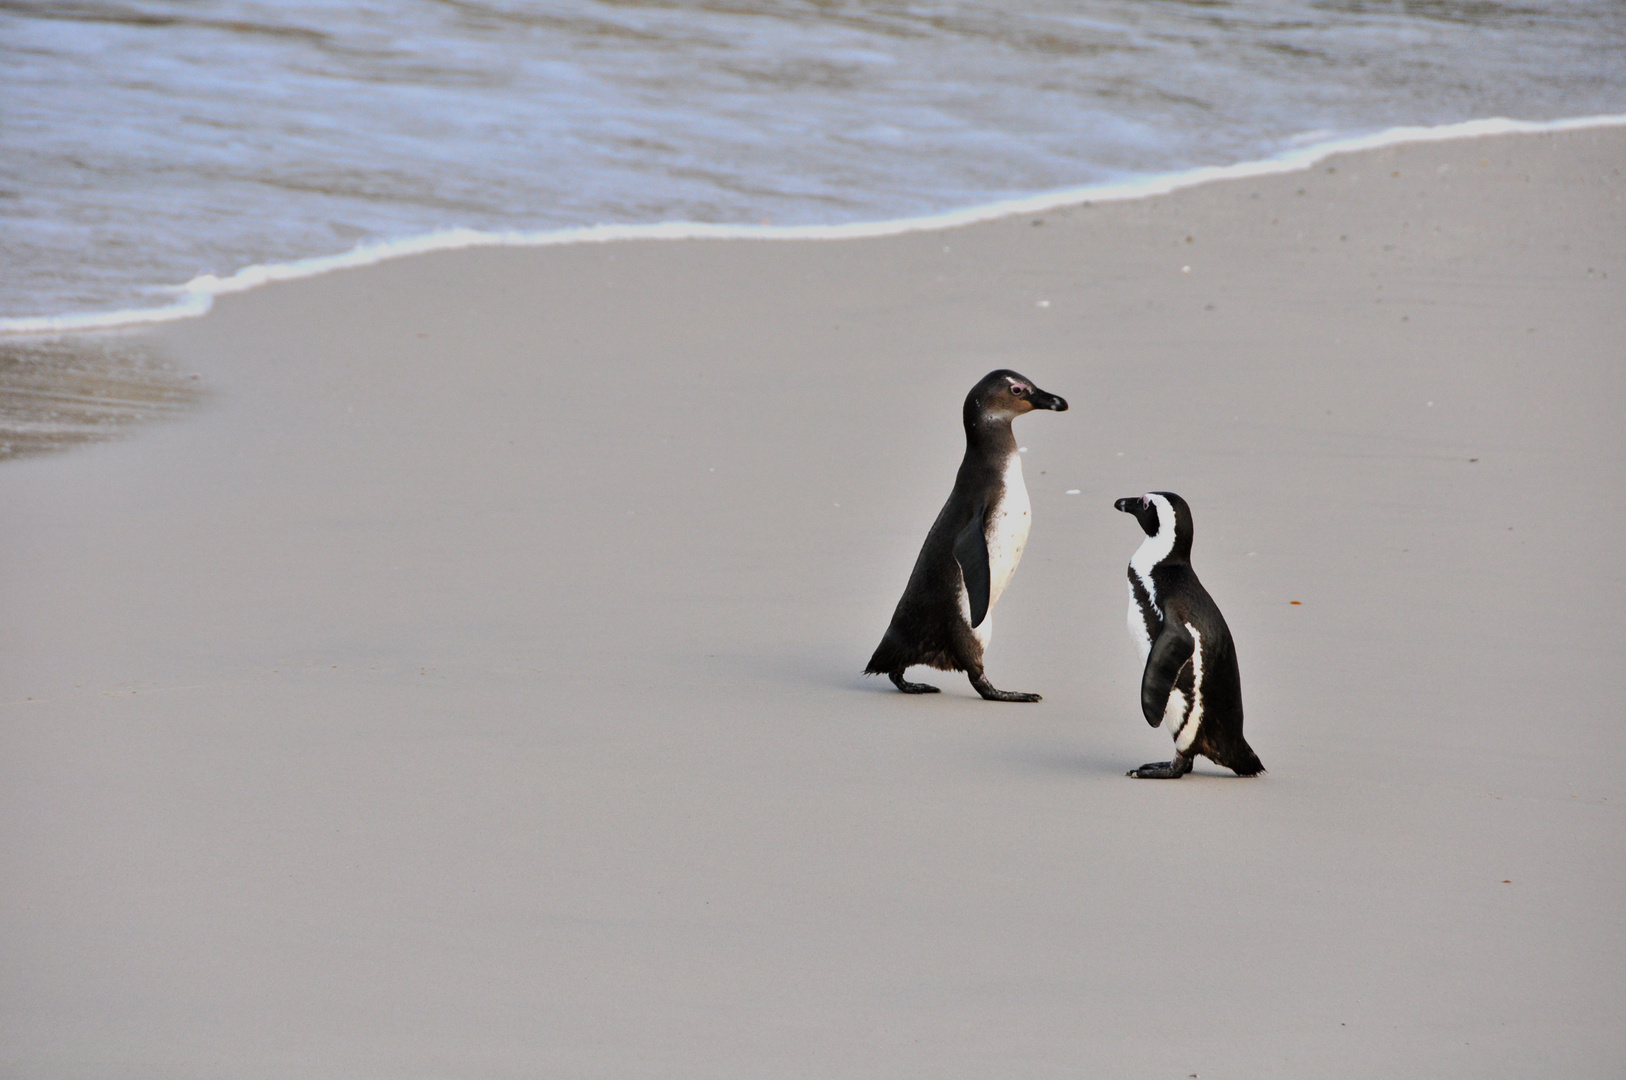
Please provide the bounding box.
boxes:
[2,0,1624,322]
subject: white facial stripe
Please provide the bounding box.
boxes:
[1175,624,1205,752]
[1128,493,1176,610]
[1130,494,1176,575]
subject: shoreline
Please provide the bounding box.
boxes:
[3,112,1623,338]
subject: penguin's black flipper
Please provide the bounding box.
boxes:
[952,505,991,628]
[1141,622,1195,727]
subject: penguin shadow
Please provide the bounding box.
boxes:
[714,643,885,698]
[974,709,1267,781]
[730,644,1031,703]
[982,740,1260,781]
[977,737,1128,779]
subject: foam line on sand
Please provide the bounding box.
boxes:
[3,113,1623,336]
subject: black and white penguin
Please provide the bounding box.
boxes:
[866,370,1068,700]
[1114,492,1264,777]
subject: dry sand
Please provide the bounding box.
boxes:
[3,126,1623,1078]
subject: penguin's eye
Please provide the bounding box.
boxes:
[1010,384,1027,396]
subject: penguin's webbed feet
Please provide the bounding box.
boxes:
[1127,752,1192,779]
[968,672,1041,703]
[889,672,942,694]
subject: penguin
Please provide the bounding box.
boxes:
[866,370,1068,700]
[1113,492,1264,778]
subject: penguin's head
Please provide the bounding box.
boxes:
[1115,492,1194,554]
[965,369,1068,426]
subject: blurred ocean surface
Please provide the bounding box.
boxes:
[3,0,1624,325]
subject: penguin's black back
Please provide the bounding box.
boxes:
[865,449,1003,674]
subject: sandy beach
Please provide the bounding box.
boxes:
[3,125,1622,1077]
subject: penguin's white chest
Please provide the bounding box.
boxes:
[1126,585,1154,662]
[985,454,1031,611]
[1126,529,1172,662]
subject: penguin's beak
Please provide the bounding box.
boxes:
[1030,389,1068,412]
[1114,498,1138,513]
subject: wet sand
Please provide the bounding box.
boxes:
[0,336,202,460]
[2,126,1622,1078]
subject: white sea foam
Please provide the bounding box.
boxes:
[4,114,1621,337]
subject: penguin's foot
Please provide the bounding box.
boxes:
[1127,753,1193,779]
[889,672,942,694]
[968,673,1041,703]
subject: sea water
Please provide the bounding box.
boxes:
[3,0,1624,329]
